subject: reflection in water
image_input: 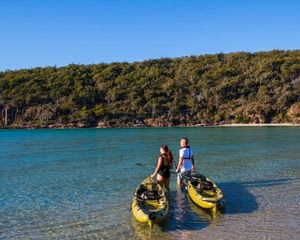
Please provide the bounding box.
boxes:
[163,188,211,232]
[131,219,154,240]
[174,188,186,223]
[188,197,218,224]
[131,187,223,239]
[132,177,297,239]
[1,128,300,239]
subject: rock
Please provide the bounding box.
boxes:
[288,103,300,118]
[97,121,110,128]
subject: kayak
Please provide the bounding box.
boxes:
[186,172,224,213]
[131,176,169,228]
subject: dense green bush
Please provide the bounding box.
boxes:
[0,50,300,128]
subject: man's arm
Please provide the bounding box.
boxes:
[191,155,195,172]
[176,156,183,173]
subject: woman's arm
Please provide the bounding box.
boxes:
[151,157,162,178]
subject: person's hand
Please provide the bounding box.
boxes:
[150,173,156,178]
[176,169,180,173]
[192,166,195,172]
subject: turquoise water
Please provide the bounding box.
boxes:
[1,127,300,239]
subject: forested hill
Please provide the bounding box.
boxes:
[1,50,300,128]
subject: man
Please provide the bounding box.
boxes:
[176,137,195,185]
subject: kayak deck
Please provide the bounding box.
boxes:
[187,173,225,212]
[132,177,169,228]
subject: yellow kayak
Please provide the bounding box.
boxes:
[187,173,224,213]
[131,176,169,228]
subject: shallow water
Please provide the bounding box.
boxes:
[0,127,300,239]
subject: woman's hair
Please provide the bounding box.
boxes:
[161,145,173,164]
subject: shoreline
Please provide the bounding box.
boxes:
[1,123,300,130]
[213,123,300,127]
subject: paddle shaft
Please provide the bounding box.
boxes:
[135,163,176,175]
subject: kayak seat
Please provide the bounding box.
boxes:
[191,180,214,190]
[140,190,160,200]
[191,180,199,187]
[137,185,161,200]
[200,181,214,190]
[191,173,206,182]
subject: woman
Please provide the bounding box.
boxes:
[151,145,173,191]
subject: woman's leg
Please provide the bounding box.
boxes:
[164,176,170,191]
[156,174,164,186]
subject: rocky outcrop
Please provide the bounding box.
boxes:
[288,103,300,124]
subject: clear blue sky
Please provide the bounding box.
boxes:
[0,0,299,70]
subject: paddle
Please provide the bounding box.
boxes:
[135,162,200,194]
[135,163,202,181]
[135,163,177,175]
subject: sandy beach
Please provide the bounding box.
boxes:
[218,123,300,127]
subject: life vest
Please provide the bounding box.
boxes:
[180,146,193,171]
[182,146,192,160]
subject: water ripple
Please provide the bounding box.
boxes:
[1,128,300,239]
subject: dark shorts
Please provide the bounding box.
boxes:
[158,168,170,178]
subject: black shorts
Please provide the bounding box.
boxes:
[158,168,170,178]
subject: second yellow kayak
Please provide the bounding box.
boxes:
[187,173,225,213]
